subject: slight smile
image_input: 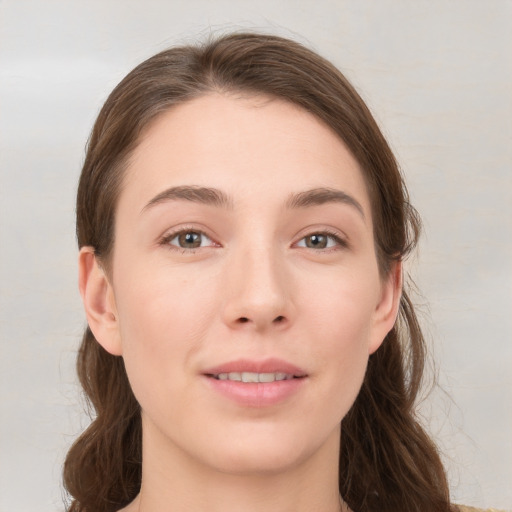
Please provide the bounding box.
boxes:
[202,358,308,407]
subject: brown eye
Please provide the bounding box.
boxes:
[296,232,345,250]
[305,234,328,248]
[178,232,202,248]
[166,230,213,249]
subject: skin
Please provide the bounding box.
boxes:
[80,93,402,512]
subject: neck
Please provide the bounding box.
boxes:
[124,415,349,512]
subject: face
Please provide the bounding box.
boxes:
[82,93,400,477]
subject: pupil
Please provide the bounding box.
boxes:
[179,232,201,248]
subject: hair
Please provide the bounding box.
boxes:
[64,32,453,512]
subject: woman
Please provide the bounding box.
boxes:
[64,32,484,512]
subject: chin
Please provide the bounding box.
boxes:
[195,421,340,477]
[207,444,309,476]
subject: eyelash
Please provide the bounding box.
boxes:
[159,228,348,253]
[294,229,348,252]
[159,227,217,253]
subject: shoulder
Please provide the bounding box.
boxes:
[455,506,508,512]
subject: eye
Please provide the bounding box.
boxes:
[296,232,345,250]
[163,230,215,250]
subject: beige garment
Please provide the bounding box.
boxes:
[456,506,508,512]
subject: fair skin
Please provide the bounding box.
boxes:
[79,93,402,512]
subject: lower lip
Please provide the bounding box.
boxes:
[203,376,306,407]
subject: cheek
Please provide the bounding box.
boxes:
[299,268,378,410]
[112,259,221,403]
[115,257,220,341]
[303,264,378,351]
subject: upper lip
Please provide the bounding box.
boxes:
[202,358,307,377]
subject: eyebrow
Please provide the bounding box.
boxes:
[141,185,233,213]
[286,187,365,219]
[141,185,365,219]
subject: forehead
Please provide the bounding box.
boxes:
[121,93,371,214]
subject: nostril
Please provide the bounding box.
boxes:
[234,316,286,325]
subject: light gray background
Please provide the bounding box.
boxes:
[1,1,511,511]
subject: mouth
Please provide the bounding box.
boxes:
[201,358,307,407]
[207,372,304,383]
[202,358,307,381]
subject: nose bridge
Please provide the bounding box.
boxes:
[222,233,291,330]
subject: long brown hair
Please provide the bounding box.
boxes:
[65,32,452,512]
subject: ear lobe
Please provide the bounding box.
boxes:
[368,261,403,354]
[78,247,123,356]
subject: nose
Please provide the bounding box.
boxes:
[221,242,293,332]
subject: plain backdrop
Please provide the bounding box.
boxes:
[0,1,511,511]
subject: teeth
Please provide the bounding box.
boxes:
[242,372,259,383]
[257,373,275,383]
[215,372,293,382]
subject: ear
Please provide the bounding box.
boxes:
[368,260,403,354]
[78,246,123,356]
